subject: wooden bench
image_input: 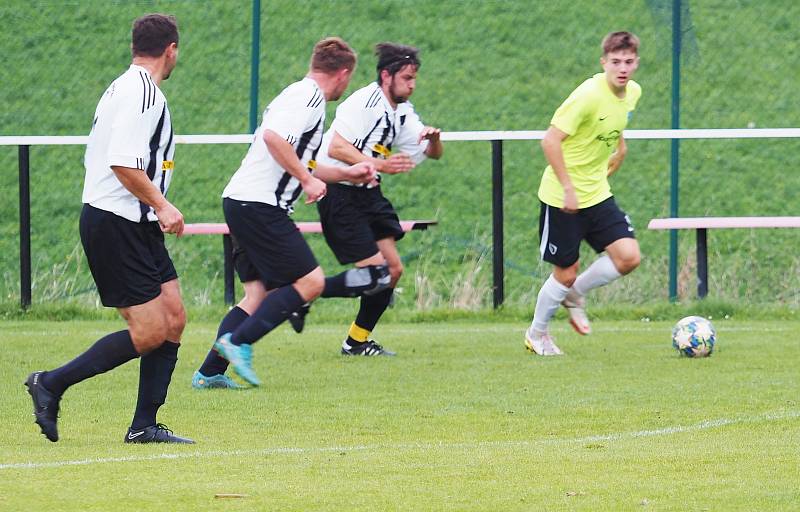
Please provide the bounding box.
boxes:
[647,217,800,298]
[183,220,437,304]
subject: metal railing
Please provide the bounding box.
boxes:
[4,128,800,309]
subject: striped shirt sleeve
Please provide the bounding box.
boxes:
[106,78,160,170]
[264,83,322,144]
[392,108,429,164]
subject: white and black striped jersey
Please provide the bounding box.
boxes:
[317,81,429,186]
[222,77,325,213]
[82,64,175,223]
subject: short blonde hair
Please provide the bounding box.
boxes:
[311,37,357,73]
[602,31,639,55]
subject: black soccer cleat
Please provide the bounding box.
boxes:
[25,371,61,442]
[341,339,396,357]
[288,303,311,334]
[124,423,195,444]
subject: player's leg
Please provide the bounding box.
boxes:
[124,222,193,444]
[26,206,153,442]
[122,280,193,444]
[525,202,582,356]
[213,199,320,385]
[339,247,397,356]
[215,267,323,385]
[341,188,405,356]
[194,237,267,389]
[566,198,639,333]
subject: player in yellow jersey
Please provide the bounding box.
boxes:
[525,32,642,356]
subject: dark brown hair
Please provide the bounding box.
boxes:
[601,31,639,55]
[375,42,420,84]
[132,14,179,58]
[310,37,357,73]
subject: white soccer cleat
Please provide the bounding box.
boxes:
[524,328,563,356]
[562,291,591,335]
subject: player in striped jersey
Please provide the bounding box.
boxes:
[193,38,377,387]
[525,32,642,356]
[25,14,193,443]
[313,42,443,356]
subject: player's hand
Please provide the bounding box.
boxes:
[562,188,579,214]
[345,161,378,184]
[418,126,441,144]
[380,153,415,174]
[302,175,327,204]
[156,202,185,236]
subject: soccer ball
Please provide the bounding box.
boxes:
[671,316,716,357]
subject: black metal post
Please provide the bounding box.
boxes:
[491,140,504,308]
[223,234,235,306]
[19,145,31,309]
[696,228,708,299]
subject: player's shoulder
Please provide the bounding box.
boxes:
[627,79,642,98]
[107,66,165,111]
[342,82,383,110]
[275,78,323,107]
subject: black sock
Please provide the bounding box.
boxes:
[131,341,179,430]
[321,270,348,298]
[42,330,140,397]
[231,285,304,345]
[198,306,249,376]
[354,288,394,334]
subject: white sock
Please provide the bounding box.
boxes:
[572,255,622,297]
[530,274,571,333]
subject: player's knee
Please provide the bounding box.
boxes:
[619,252,641,275]
[297,271,325,301]
[306,273,325,300]
[553,265,578,287]
[348,264,391,296]
[130,323,168,354]
[166,304,187,340]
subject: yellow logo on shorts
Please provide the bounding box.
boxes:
[307,159,317,170]
[162,160,174,171]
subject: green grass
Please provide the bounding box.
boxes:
[2,318,798,510]
[1,1,800,307]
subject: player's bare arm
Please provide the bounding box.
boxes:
[313,161,377,185]
[264,128,326,203]
[541,125,578,213]
[607,134,627,177]
[419,126,443,159]
[111,166,184,235]
[328,131,415,174]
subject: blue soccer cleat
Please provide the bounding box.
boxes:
[191,370,244,390]
[213,333,260,386]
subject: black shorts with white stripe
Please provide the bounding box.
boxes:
[538,196,635,268]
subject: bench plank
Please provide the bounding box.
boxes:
[183,220,436,236]
[648,216,800,230]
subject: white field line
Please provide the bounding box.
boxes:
[3,409,798,471]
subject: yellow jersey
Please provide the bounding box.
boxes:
[538,73,641,208]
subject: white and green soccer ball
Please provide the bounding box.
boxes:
[671,316,716,357]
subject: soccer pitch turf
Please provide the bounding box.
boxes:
[1,319,798,510]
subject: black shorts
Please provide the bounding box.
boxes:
[538,196,635,268]
[223,198,318,289]
[316,184,405,264]
[79,204,177,308]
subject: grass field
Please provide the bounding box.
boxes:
[2,318,798,510]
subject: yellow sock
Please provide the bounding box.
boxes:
[348,323,370,343]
